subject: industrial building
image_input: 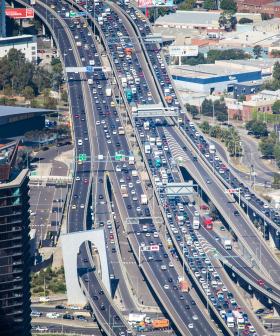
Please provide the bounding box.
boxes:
[0,141,31,336]
[154,11,221,31]
[170,63,262,94]
[0,35,37,62]
[0,105,53,139]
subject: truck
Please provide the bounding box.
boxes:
[120,185,128,198]
[224,239,232,250]
[152,319,169,330]
[125,88,133,102]
[144,121,150,130]
[105,88,112,97]
[128,156,135,165]
[118,126,125,135]
[121,77,127,88]
[46,312,60,319]
[225,313,235,328]
[203,216,213,230]
[144,144,151,154]
[193,216,200,230]
[178,276,189,293]
[165,96,173,104]
[141,194,148,205]
[128,313,146,324]
[209,144,216,154]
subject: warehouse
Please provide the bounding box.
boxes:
[0,106,53,138]
[170,63,262,94]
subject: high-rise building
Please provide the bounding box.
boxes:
[0,0,5,37]
[0,141,31,336]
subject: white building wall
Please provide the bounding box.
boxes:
[0,40,37,62]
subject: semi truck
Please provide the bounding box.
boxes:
[223,239,232,250]
[225,312,235,328]
[128,313,146,324]
[152,319,169,329]
[141,194,148,205]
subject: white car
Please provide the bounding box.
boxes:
[164,284,169,289]
[72,204,77,210]
[188,323,194,329]
[192,315,198,320]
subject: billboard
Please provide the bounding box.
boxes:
[169,45,199,57]
[138,0,174,7]
[5,8,34,19]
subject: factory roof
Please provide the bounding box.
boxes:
[155,10,221,27]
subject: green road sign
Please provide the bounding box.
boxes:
[115,153,124,161]
[78,154,87,161]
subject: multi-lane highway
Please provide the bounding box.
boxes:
[18,0,280,335]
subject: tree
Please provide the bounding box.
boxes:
[22,86,35,100]
[273,61,280,81]
[259,137,275,158]
[271,49,280,58]
[214,99,228,122]
[246,120,268,137]
[179,0,196,10]
[274,144,280,167]
[200,121,211,133]
[238,17,253,24]
[181,53,206,66]
[201,99,214,117]
[207,48,249,63]
[253,45,263,59]
[203,0,217,10]
[220,0,237,12]
[272,100,280,114]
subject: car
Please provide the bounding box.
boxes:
[188,323,194,328]
[31,311,42,317]
[185,304,190,309]
[191,300,196,305]
[257,279,265,287]
[36,326,48,331]
[192,315,198,320]
[234,210,240,216]
[164,284,170,289]
[99,194,104,199]
[55,305,66,309]
[71,204,77,210]
[63,313,74,320]
[220,226,225,231]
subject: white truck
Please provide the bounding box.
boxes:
[105,88,112,97]
[224,239,232,250]
[128,313,146,325]
[141,194,148,205]
[121,77,127,88]
[193,216,200,230]
[144,144,151,154]
[209,144,216,154]
[128,156,135,165]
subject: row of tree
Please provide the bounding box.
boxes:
[0,49,64,104]
[245,120,268,137]
[200,121,242,156]
[186,98,229,122]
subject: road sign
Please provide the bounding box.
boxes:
[224,188,240,194]
[86,66,94,73]
[150,245,160,251]
[78,154,87,161]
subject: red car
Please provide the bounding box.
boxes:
[257,279,265,287]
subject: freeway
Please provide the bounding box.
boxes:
[122,1,280,241]
[63,0,220,334]
[76,1,276,333]
[114,1,280,289]
[22,1,132,334]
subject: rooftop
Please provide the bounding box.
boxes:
[170,63,258,78]
[0,105,53,118]
[155,10,221,27]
